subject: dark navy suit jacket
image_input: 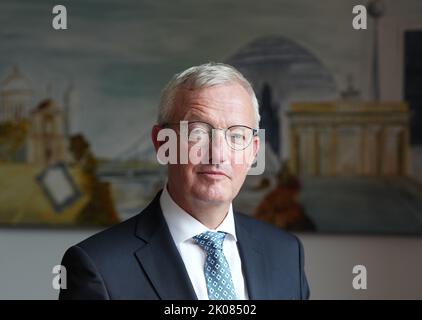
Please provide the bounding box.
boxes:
[59,190,310,300]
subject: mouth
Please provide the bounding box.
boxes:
[197,170,230,179]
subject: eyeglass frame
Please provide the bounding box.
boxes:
[160,120,259,151]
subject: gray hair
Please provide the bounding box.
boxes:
[157,62,260,128]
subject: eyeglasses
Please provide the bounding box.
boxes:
[162,121,258,151]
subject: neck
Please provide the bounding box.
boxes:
[166,184,230,229]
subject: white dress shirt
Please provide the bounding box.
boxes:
[160,185,249,300]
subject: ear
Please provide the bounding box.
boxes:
[151,125,163,153]
[252,135,260,160]
[247,135,260,168]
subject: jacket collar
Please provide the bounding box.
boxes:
[234,214,268,300]
[134,190,197,300]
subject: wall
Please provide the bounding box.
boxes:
[0,228,421,299]
[300,234,422,299]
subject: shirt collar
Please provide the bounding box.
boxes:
[159,184,237,245]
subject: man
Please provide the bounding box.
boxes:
[59,62,310,300]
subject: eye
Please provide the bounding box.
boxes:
[229,128,246,140]
[229,133,246,144]
[232,133,244,139]
[190,127,209,141]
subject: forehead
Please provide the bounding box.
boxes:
[173,83,255,127]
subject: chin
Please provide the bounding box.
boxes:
[192,185,231,204]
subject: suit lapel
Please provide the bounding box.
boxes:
[235,214,268,300]
[134,191,197,300]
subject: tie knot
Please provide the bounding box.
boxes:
[193,231,226,253]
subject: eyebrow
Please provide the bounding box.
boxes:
[183,114,218,126]
[182,110,252,128]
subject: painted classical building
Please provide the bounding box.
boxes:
[287,101,410,176]
[0,66,32,122]
[0,67,75,165]
[27,99,68,165]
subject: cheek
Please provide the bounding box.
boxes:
[230,149,254,172]
[169,164,194,181]
[231,162,249,184]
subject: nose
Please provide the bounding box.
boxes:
[209,129,229,165]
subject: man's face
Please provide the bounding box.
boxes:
[162,83,259,207]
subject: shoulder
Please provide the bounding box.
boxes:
[234,212,310,299]
[234,211,302,252]
[81,214,139,248]
[71,191,163,260]
[65,214,141,263]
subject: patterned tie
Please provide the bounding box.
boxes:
[193,231,237,300]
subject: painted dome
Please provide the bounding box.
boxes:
[226,35,337,101]
[1,66,32,96]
